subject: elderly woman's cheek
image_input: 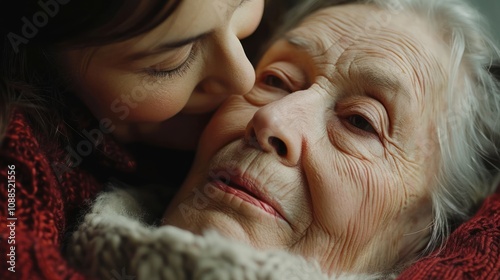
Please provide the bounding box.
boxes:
[327,124,385,161]
[347,161,407,245]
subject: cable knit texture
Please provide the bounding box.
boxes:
[1,109,499,279]
[397,191,500,280]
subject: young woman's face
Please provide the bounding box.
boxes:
[60,0,264,148]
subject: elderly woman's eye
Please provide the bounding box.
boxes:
[347,115,376,133]
[262,73,292,92]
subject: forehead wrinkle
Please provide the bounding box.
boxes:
[288,7,366,56]
[385,35,429,103]
[377,26,448,110]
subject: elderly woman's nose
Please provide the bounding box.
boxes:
[244,102,303,166]
[201,34,255,96]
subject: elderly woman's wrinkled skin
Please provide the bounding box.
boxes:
[163,4,450,274]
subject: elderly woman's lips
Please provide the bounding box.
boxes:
[210,177,286,221]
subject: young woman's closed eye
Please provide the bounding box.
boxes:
[145,44,198,79]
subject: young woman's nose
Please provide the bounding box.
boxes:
[199,33,255,97]
[244,92,317,166]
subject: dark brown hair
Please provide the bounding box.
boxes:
[0,0,181,143]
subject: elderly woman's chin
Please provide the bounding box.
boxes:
[163,196,292,250]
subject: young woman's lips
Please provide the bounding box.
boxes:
[210,175,287,221]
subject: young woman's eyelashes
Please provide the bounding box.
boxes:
[145,44,198,79]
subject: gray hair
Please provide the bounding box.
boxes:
[274,0,500,263]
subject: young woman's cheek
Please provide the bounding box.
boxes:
[88,71,183,122]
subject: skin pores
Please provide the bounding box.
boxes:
[164,3,449,275]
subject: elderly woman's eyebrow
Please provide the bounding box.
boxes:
[361,68,410,98]
[361,71,416,110]
[284,35,316,52]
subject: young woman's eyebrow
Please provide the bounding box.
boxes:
[127,32,211,60]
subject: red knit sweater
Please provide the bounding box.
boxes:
[398,191,500,279]
[0,110,136,279]
[0,110,499,279]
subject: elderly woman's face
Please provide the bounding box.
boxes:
[164,4,449,274]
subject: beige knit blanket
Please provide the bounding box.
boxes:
[65,186,383,280]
